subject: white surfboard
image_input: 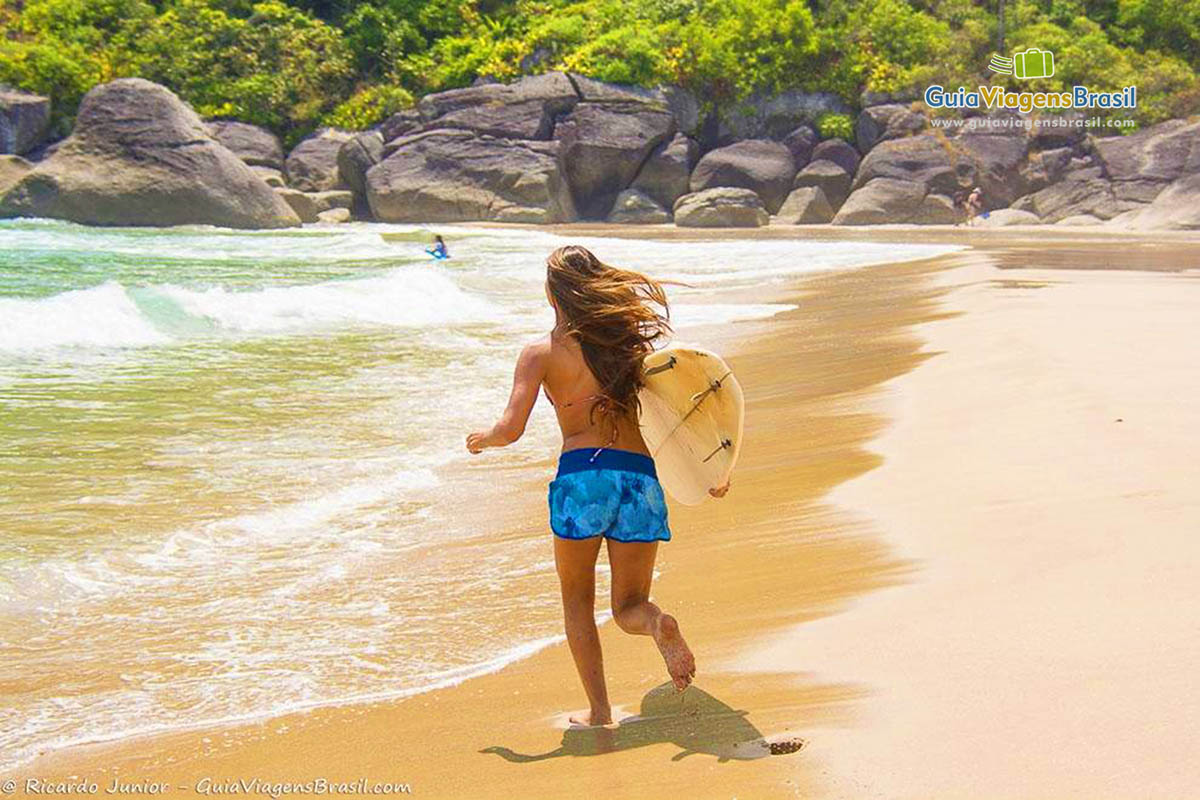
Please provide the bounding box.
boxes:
[638,345,745,505]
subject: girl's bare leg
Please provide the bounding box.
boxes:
[606,538,695,691]
[553,534,612,725]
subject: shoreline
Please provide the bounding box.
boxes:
[13,240,962,792]
[12,229,1200,798]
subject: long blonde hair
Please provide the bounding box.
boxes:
[545,245,671,426]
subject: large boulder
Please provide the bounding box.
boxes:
[775,186,834,224]
[1093,119,1200,204]
[832,178,926,225]
[1010,166,1131,222]
[630,133,696,210]
[285,128,354,192]
[366,128,574,223]
[976,208,1041,226]
[673,187,768,227]
[553,82,675,218]
[337,130,384,218]
[792,159,852,207]
[1020,146,1074,193]
[0,154,32,196]
[0,78,298,228]
[954,118,1031,207]
[416,72,579,140]
[1010,171,1118,222]
[855,104,926,154]
[782,124,818,169]
[1116,173,1200,230]
[909,192,960,224]
[688,139,796,214]
[206,120,284,170]
[851,135,972,197]
[274,188,352,224]
[606,188,670,224]
[0,87,50,155]
[811,138,861,178]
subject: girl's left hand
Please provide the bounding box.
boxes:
[466,431,489,454]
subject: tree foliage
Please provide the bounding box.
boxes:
[0,0,1195,144]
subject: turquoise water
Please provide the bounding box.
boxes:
[0,218,960,770]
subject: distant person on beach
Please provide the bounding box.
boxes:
[466,245,729,726]
[965,187,984,225]
[426,235,449,259]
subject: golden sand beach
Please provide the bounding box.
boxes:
[13,230,1200,799]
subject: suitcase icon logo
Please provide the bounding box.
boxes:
[988,49,1055,80]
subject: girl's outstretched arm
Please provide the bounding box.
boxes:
[466,340,548,453]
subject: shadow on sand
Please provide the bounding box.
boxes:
[481,683,805,763]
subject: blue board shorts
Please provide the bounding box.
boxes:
[548,448,671,543]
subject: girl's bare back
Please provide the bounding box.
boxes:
[542,330,651,456]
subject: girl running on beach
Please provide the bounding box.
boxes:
[466,245,727,726]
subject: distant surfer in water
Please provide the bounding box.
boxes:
[426,235,449,259]
[466,245,728,725]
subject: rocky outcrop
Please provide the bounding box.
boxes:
[630,133,696,210]
[673,187,768,227]
[0,154,32,196]
[367,128,574,223]
[688,139,796,214]
[775,186,834,224]
[792,159,852,207]
[1021,147,1075,193]
[954,122,1030,207]
[909,192,959,224]
[1092,119,1200,204]
[380,109,422,142]
[274,188,352,223]
[554,78,675,218]
[810,138,860,178]
[855,104,925,153]
[337,130,384,217]
[1114,173,1200,230]
[851,134,972,197]
[285,128,353,192]
[832,178,925,225]
[416,72,579,140]
[0,87,50,155]
[206,120,284,170]
[606,188,670,224]
[0,78,298,228]
[1011,167,1131,222]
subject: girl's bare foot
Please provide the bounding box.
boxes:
[569,708,613,727]
[653,614,696,691]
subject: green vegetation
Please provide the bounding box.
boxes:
[2,0,1196,145]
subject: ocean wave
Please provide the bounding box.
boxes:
[0,281,169,352]
[0,267,501,354]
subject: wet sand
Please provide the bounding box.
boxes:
[13,232,1200,798]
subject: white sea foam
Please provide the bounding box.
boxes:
[155,266,502,333]
[0,281,168,352]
